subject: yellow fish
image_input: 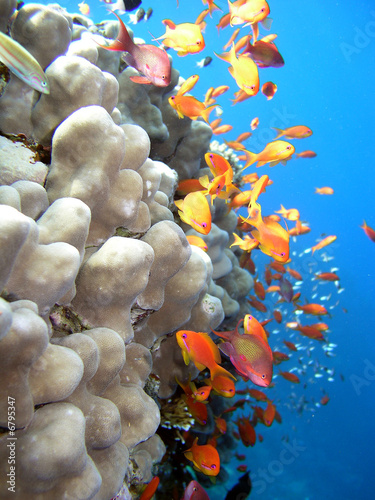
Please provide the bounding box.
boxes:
[242,140,295,168]
[157,19,205,56]
[216,43,259,96]
[175,192,212,234]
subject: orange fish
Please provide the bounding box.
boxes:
[157,18,205,56]
[176,330,236,381]
[211,124,233,135]
[261,81,277,100]
[253,278,266,300]
[177,178,204,195]
[272,351,290,364]
[288,221,311,236]
[272,125,313,140]
[202,0,222,16]
[312,322,329,331]
[247,388,269,401]
[242,140,295,168]
[184,437,220,476]
[251,117,259,130]
[295,150,317,158]
[205,375,236,398]
[174,192,212,234]
[236,131,252,142]
[296,303,328,316]
[320,394,330,405]
[186,235,208,252]
[243,314,268,343]
[275,205,300,221]
[283,340,297,351]
[315,186,334,195]
[177,74,200,96]
[237,464,248,472]
[237,416,256,446]
[139,476,160,500]
[287,266,303,280]
[216,43,260,96]
[263,401,276,426]
[315,272,339,281]
[169,94,217,122]
[247,295,268,312]
[212,85,230,97]
[244,201,290,262]
[100,12,171,87]
[278,371,300,383]
[273,310,282,323]
[295,325,325,341]
[311,235,337,254]
[360,220,375,242]
[230,233,259,252]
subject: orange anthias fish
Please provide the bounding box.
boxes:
[176,330,236,381]
[177,74,200,96]
[261,81,277,100]
[243,201,290,262]
[184,437,220,476]
[157,18,205,56]
[315,272,339,281]
[237,416,256,446]
[230,233,259,252]
[315,186,334,195]
[275,205,300,221]
[175,191,212,235]
[186,235,208,251]
[278,371,300,383]
[169,94,217,123]
[295,150,317,158]
[311,235,337,254]
[205,375,236,398]
[272,125,313,140]
[202,0,222,16]
[243,314,268,343]
[296,303,328,316]
[100,12,171,86]
[360,220,375,242]
[139,476,160,500]
[216,43,259,96]
[242,140,295,168]
[212,324,273,387]
[263,401,276,426]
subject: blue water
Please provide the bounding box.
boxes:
[40,1,375,498]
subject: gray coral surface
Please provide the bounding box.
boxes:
[0,2,253,499]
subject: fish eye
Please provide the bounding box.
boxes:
[42,81,47,87]
[171,96,175,100]
[211,464,217,469]
[197,40,201,45]
[162,75,165,79]
[250,85,255,90]
[229,388,234,393]
[286,146,291,150]
[202,222,207,228]
[182,333,187,338]
[262,374,266,379]
[201,391,205,395]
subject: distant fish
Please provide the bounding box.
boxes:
[78,1,90,15]
[0,31,49,93]
[197,56,213,67]
[101,0,141,14]
[128,7,145,23]
[225,471,252,500]
[144,7,153,21]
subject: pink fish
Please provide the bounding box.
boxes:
[183,480,210,500]
[100,12,171,86]
[212,322,273,387]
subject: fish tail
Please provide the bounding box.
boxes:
[241,150,258,170]
[106,11,136,52]
[211,363,236,381]
[201,104,217,123]
[272,127,284,139]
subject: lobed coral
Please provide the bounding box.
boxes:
[0,3,254,499]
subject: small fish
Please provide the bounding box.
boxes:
[237,464,248,472]
[128,7,145,24]
[197,56,213,67]
[0,31,49,93]
[275,204,300,221]
[99,12,170,86]
[311,235,337,254]
[169,94,217,122]
[278,371,300,383]
[144,7,153,20]
[184,437,220,476]
[244,38,284,68]
[237,416,256,446]
[176,330,236,381]
[186,235,208,252]
[360,220,375,242]
[296,303,328,316]
[295,150,317,158]
[183,480,210,500]
[279,276,294,302]
[202,0,222,16]
[174,191,212,234]
[315,272,339,281]
[78,1,90,15]
[101,0,141,14]
[272,125,313,139]
[251,117,259,129]
[261,81,277,100]
[228,0,271,43]
[205,375,236,398]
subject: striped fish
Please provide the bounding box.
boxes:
[0,31,49,94]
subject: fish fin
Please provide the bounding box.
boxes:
[272,127,284,139]
[252,22,259,43]
[241,150,257,170]
[129,75,153,84]
[261,17,273,31]
[182,350,191,366]
[195,361,207,371]
[212,363,237,381]
[218,341,233,358]
[201,104,217,123]
[184,450,193,461]
[162,19,176,29]
[174,199,183,210]
[108,11,135,52]
[198,175,210,188]
[214,50,231,63]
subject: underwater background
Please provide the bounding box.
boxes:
[1,0,375,499]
